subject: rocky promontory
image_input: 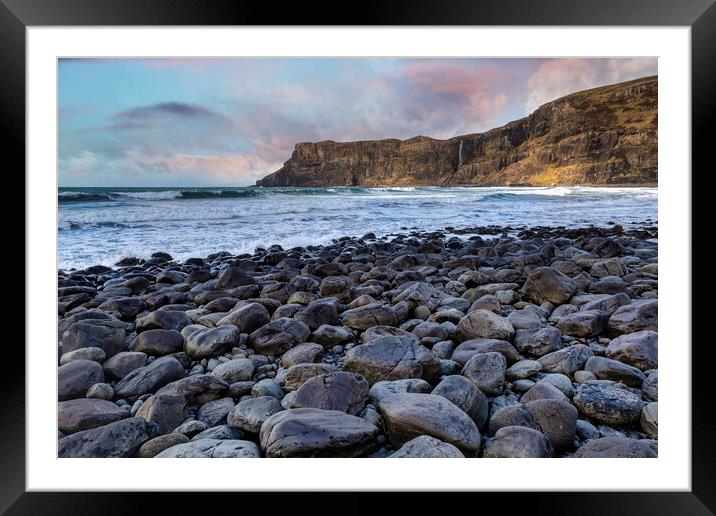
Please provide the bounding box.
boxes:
[57,222,658,458]
[256,76,657,187]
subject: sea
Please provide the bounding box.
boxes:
[58,186,658,270]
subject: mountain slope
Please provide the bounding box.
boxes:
[256,75,657,187]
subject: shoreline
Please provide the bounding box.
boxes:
[57,222,658,458]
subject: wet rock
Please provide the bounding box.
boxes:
[573,437,656,458]
[525,399,578,451]
[280,363,338,391]
[521,267,576,305]
[585,356,645,387]
[311,324,355,348]
[184,325,239,359]
[248,318,310,355]
[62,319,126,358]
[432,375,489,428]
[294,299,340,330]
[607,300,658,335]
[640,402,658,439]
[291,371,369,415]
[217,302,271,333]
[102,351,147,379]
[156,439,261,458]
[368,378,432,403]
[58,359,105,401]
[573,382,645,426]
[390,435,465,458]
[260,408,378,457]
[340,303,398,330]
[156,374,228,405]
[461,352,506,396]
[114,356,185,399]
[136,309,191,333]
[378,393,481,453]
[344,335,440,385]
[135,393,185,434]
[197,397,236,427]
[281,342,324,367]
[60,347,106,365]
[228,396,284,433]
[133,329,183,356]
[556,310,607,338]
[211,358,255,383]
[137,433,189,458]
[58,417,153,458]
[482,426,553,458]
[505,359,542,380]
[605,330,658,370]
[537,344,593,376]
[58,398,127,434]
[455,309,515,342]
[451,338,519,366]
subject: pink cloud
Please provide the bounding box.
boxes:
[525,58,657,112]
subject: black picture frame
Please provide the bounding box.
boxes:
[4,0,713,513]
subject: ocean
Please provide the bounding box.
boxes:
[58,186,658,270]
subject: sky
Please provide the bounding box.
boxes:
[59,57,657,187]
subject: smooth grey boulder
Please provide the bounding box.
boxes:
[62,319,126,358]
[556,310,607,338]
[573,382,645,426]
[60,347,106,366]
[217,302,270,333]
[281,342,324,368]
[291,371,369,415]
[538,344,593,376]
[280,363,338,391]
[155,439,261,458]
[135,393,185,435]
[520,381,568,403]
[133,329,183,356]
[340,303,398,330]
[451,338,519,366]
[378,393,481,453]
[58,398,127,434]
[390,436,465,458]
[184,325,239,359]
[260,408,379,457]
[585,356,645,387]
[488,404,540,435]
[513,327,563,357]
[58,417,153,458]
[137,433,190,458]
[573,436,656,458]
[210,358,255,383]
[432,375,489,429]
[506,359,542,381]
[294,299,340,330]
[114,356,185,399]
[641,402,658,439]
[228,396,284,433]
[311,324,355,348]
[461,352,506,397]
[102,351,147,379]
[521,267,576,305]
[525,399,578,451]
[197,397,236,427]
[156,374,229,405]
[136,309,191,333]
[482,425,553,458]
[642,370,658,401]
[343,335,440,385]
[368,378,432,403]
[607,300,658,336]
[248,317,310,355]
[455,309,515,342]
[58,359,105,401]
[605,330,658,370]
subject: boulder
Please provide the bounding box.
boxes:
[211,358,255,383]
[538,344,593,376]
[390,436,464,458]
[217,302,270,334]
[339,303,398,330]
[62,319,126,358]
[482,426,553,458]
[605,330,658,370]
[607,300,658,335]
[291,371,369,415]
[432,375,489,428]
[58,398,127,434]
[378,393,481,452]
[573,436,656,458]
[228,396,284,433]
[156,374,228,405]
[259,408,378,457]
[585,356,646,387]
[461,352,506,396]
[133,329,183,356]
[155,439,261,458]
[136,309,191,333]
[135,393,186,434]
[102,351,147,379]
[184,325,239,359]
[114,356,185,399]
[455,309,515,342]
[573,382,645,426]
[521,267,576,305]
[58,417,153,458]
[248,318,310,355]
[451,338,519,366]
[58,359,105,401]
[343,335,440,385]
[525,399,578,451]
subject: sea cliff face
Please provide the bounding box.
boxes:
[256,76,657,187]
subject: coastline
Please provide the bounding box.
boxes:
[57,222,658,458]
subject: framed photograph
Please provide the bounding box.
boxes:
[6,0,713,512]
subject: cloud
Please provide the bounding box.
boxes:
[114,102,222,121]
[525,58,657,112]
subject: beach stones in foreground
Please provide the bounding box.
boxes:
[390,436,465,458]
[155,439,261,458]
[259,408,379,457]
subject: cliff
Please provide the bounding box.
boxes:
[256,76,657,187]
